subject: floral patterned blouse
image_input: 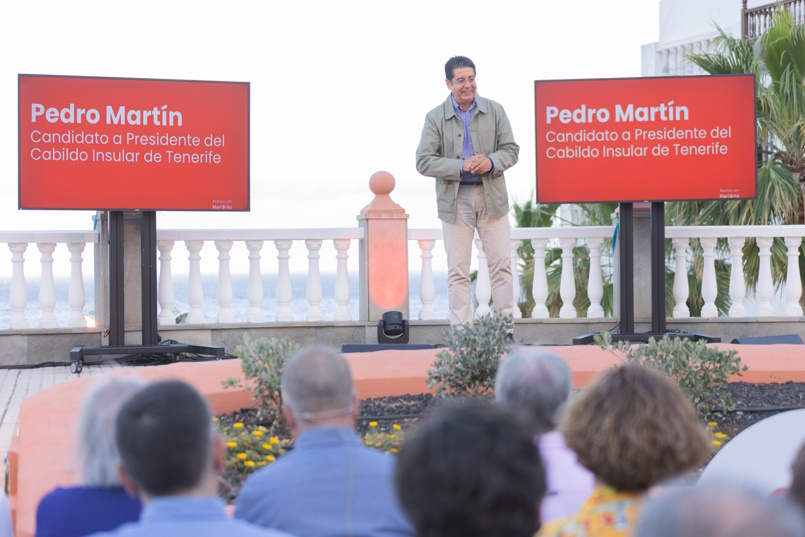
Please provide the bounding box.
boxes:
[537,485,643,537]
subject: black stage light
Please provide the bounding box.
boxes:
[377,311,409,344]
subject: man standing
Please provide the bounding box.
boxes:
[88,380,291,537]
[416,55,520,326]
[235,346,414,537]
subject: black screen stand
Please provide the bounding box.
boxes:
[573,202,719,345]
[70,211,225,372]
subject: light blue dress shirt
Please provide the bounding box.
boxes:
[86,497,293,537]
[235,427,415,537]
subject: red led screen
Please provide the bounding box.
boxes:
[19,74,249,211]
[535,75,757,204]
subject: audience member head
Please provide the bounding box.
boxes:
[562,364,709,492]
[494,350,572,435]
[281,346,357,434]
[788,441,805,512]
[75,375,145,487]
[115,380,220,499]
[635,486,805,537]
[395,400,546,537]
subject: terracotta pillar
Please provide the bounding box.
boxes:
[358,171,409,322]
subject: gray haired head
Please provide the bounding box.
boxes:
[635,486,805,537]
[494,351,572,435]
[75,375,146,486]
[281,346,355,426]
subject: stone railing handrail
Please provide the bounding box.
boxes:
[157,228,363,241]
[0,230,98,329]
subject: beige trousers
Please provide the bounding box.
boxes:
[441,184,514,326]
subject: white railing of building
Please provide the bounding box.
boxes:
[155,228,364,324]
[409,226,616,321]
[666,225,805,318]
[4,225,805,329]
[655,34,716,77]
[0,231,97,330]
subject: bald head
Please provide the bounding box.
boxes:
[281,346,356,430]
[635,486,805,537]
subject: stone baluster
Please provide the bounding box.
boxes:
[305,240,323,322]
[67,242,86,328]
[672,238,691,318]
[510,239,522,319]
[157,240,175,325]
[215,240,234,323]
[660,49,670,76]
[8,243,28,330]
[246,240,265,323]
[785,237,804,316]
[474,239,492,318]
[417,239,436,320]
[756,237,775,316]
[185,240,205,324]
[586,238,604,318]
[37,243,58,329]
[275,240,293,322]
[558,238,577,319]
[728,237,747,317]
[333,239,352,321]
[531,239,550,318]
[700,238,718,317]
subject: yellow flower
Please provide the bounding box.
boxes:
[212,417,219,422]
[258,461,267,467]
[267,455,276,462]
[278,448,286,455]
[708,421,718,427]
[233,423,244,429]
[375,442,382,448]
[252,430,263,437]
[390,448,399,454]
[369,421,378,428]
[386,434,395,439]
[262,443,272,450]
[269,437,280,445]
[393,424,401,431]
[245,460,255,467]
[258,425,268,432]
[237,453,248,460]
[226,441,237,448]
[714,433,728,439]
[713,440,722,446]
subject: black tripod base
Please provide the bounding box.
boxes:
[69,343,226,374]
[572,332,721,346]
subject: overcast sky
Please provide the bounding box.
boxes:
[1,0,660,236]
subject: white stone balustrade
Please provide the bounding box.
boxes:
[666,226,805,319]
[156,229,363,324]
[0,231,96,330]
[5,224,805,330]
[656,36,714,77]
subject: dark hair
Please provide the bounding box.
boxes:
[395,400,546,537]
[445,56,476,81]
[562,365,709,492]
[116,380,213,497]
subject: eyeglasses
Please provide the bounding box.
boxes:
[452,76,477,87]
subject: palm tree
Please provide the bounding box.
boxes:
[675,12,804,312]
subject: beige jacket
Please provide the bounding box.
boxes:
[415,94,519,224]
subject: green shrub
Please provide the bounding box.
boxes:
[427,311,515,397]
[595,332,747,417]
[222,336,300,429]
